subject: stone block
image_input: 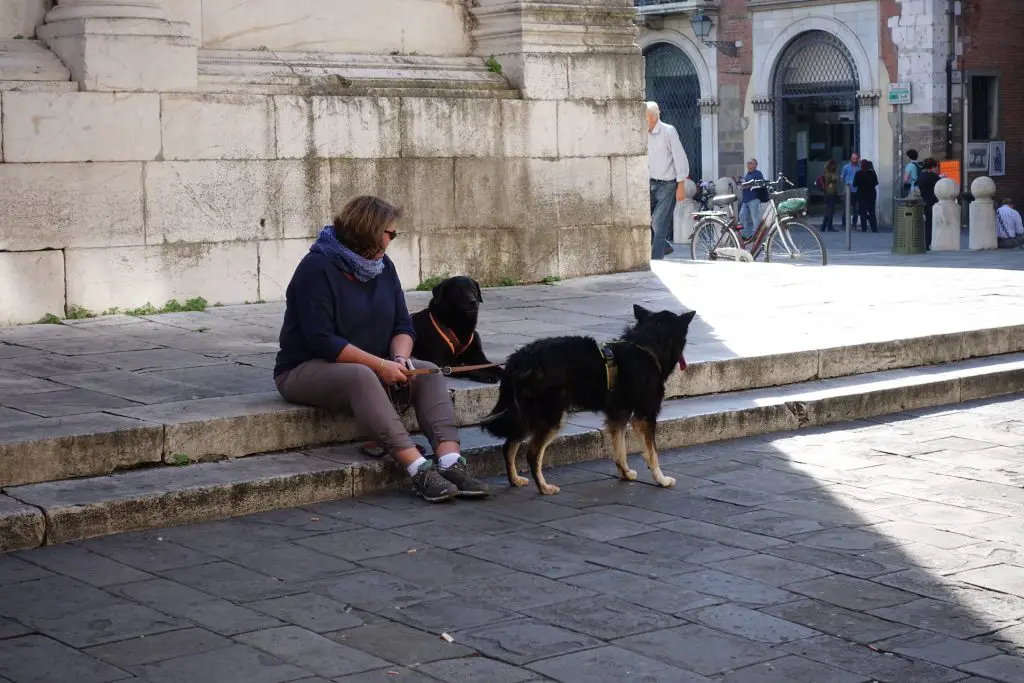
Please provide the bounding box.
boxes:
[558,225,648,279]
[6,453,355,544]
[1,91,160,162]
[0,251,65,326]
[805,377,961,425]
[401,98,501,158]
[0,162,145,251]
[65,243,259,313]
[0,412,164,487]
[145,160,330,243]
[161,94,275,160]
[568,53,645,100]
[419,226,559,285]
[557,100,646,157]
[330,157,455,231]
[672,351,820,398]
[0,494,44,552]
[275,96,401,159]
[963,325,1024,358]
[960,366,1024,402]
[495,53,570,100]
[201,0,470,56]
[0,1,48,38]
[818,333,964,379]
[108,392,369,461]
[610,155,651,227]
[501,100,558,158]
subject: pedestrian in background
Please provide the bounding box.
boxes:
[819,159,840,232]
[853,159,879,233]
[739,159,765,239]
[646,101,689,260]
[917,158,941,250]
[841,152,862,230]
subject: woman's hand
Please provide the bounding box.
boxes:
[376,359,409,384]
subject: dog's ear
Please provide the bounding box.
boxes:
[633,304,652,322]
[680,310,697,328]
[431,278,448,301]
[472,278,483,303]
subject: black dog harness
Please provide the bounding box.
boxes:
[598,341,663,393]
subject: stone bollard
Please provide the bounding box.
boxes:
[930,178,961,251]
[674,178,699,243]
[969,176,998,250]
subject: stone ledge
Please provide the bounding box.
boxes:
[197,49,517,98]
[0,39,72,82]
[3,326,1023,488]
[0,494,44,552]
[5,351,1022,549]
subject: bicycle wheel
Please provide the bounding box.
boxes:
[765,221,828,265]
[690,218,741,261]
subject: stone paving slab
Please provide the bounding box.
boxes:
[4,352,1024,549]
[0,394,1022,681]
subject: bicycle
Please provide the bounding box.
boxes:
[689,174,828,265]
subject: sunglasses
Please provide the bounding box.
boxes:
[384,229,399,240]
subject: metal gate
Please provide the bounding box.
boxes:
[644,42,702,182]
[772,30,859,182]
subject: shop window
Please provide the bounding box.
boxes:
[969,75,998,141]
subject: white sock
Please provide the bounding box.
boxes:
[439,452,462,469]
[406,456,429,477]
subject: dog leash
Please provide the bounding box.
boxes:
[401,363,502,377]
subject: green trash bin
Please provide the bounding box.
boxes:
[892,197,925,254]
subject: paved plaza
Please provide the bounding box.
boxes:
[2,396,1024,682]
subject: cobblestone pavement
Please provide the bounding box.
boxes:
[3,396,1024,682]
[2,247,1023,426]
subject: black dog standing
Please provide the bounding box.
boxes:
[411,276,503,384]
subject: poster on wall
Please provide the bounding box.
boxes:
[967,143,990,173]
[989,141,1006,177]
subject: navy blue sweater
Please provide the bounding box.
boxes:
[274,252,415,378]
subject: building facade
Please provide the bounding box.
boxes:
[0,1,649,325]
[636,0,1024,223]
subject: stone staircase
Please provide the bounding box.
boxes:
[3,325,1023,552]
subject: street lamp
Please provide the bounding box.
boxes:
[690,13,739,58]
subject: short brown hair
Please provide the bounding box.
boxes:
[333,195,403,258]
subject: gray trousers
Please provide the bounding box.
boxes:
[650,179,676,260]
[275,359,460,456]
[998,235,1024,249]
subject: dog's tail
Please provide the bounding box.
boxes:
[480,375,527,441]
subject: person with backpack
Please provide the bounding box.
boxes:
[817,160,840,231]
[903,149,921,198]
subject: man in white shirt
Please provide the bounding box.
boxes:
[647,101,690,260]
[996,198,1024,248]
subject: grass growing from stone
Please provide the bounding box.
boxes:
[416,275,447,292]
[485,56,503,74]
[119,297,210,317]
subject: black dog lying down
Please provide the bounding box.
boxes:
[482,305,697,495]
[411,276,503,384]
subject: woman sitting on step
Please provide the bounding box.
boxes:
[273,195,489,503]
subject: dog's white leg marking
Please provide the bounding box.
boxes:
[632,419,675,488]
[504,439,529,487]
[529,429,561,495]
[607,423,636,481]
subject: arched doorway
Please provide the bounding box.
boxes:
[644,42,702,182]
[772,30,859,192]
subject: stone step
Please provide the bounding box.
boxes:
[3,351,1022,551]
[197,48,517,97]
[0,39,75,89]
[2,325,1022,489]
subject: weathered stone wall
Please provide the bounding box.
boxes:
[0,1,47,38]
[0,1,648,325]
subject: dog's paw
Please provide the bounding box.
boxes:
[620,469,638,481]
[509,475,529,488]
[539,484,561,495]
[656,476,677,488]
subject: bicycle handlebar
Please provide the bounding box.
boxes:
[739,173,794,191]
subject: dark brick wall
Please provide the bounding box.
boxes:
[716,0,754,179]
[962,0,1024,201]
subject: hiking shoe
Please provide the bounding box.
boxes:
[411,463,458,503]
[438,457,491,498]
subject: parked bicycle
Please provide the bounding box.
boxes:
[689,174,828,265]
